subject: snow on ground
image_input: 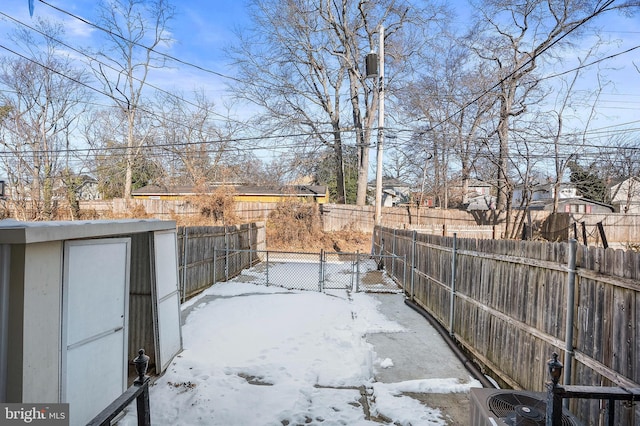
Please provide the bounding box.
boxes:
[119,262,479,425]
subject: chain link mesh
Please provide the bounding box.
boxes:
[217,249,403,293]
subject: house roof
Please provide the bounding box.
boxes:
[451,178,492,188]
[607,176,640,189]
[132,184,327,197]
[367,177,410,187]
[465,194,496,211]
[513,181,577,191]
[524,197,614,211]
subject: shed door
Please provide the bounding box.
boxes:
[62,239,130,425]
[152,230,183,373]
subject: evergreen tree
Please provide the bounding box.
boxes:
[568,161,607,203]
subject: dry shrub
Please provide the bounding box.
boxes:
[267,201,321,249]
[189,185,238,225]
[325,229,371,253]
[626,243,640,252]
[79,208,100,220]
[128,203,151,218]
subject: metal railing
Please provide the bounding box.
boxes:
[545,352,640,426]
[87,349,151,426]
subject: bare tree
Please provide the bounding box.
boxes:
[153,90,238,185]
[0,18,91,219]
[399,38,495,209]
[598,137,640,212]
[230,0,438,204]
[91,0,175,199]
[84,107,164,199]
[467,0,639,233]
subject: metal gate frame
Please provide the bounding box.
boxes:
[209,249,404,293]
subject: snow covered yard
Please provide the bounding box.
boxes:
[119,262,480,425]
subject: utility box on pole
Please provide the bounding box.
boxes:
[365,52,378,77]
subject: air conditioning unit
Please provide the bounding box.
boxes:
[470,388,583,426]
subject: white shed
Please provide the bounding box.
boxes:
[0,219,183,425]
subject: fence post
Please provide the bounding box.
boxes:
[266,251,270,286]
[225,226,229,281]
[181,228,188,303]
[403,254,407,293]
[410,230,416,301]
[136,381,151,426]
[212,247,217,286]
[355,250,360,293]
[392,229,397,277]
[248,224,253,267]
[318,249,324,292]
[449,233,457,336]
[563,239,577,399]
[546,352,564,426]
[596,222,608,249]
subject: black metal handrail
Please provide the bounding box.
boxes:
[546,352,640,426]
[87,349,151,426]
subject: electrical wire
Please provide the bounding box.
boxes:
[37,0,244,84]
[422,0,619,132]
[0,0,637,166]
[0,10,241,123]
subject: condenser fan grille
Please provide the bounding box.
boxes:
[487,392,579,426]
[487,393,545,417]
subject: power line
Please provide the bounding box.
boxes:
[426,0,618,132]
[2,0,637,167]
[0,10,246,125]
[37,0,243,83]
[0,42,254,141]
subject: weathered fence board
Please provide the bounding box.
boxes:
[177,223,266,299]
[375,226,640,426]
[79,200,484,232]
[542,212,640,248]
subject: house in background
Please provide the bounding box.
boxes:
[608,177,640,213]
[465,194,497,211]
[513,181,614,213]
[75,175,101,200]
[527,197,614,213]
[0,175,100,202]
[367,177,412,206]
[132,184,329,204]
[512,182,578,206]
[448,179,496,211]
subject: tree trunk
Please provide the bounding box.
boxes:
[333,128,346,204]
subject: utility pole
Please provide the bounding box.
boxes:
[374,25,385,226]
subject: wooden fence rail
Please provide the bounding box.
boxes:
[176,222,266,300]
[375,226,640,426]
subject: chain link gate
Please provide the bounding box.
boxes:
[213,249,404,293]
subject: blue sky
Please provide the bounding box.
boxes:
[1,0,248,100]
[2,1,640,151]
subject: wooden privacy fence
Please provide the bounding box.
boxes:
[375,226,639,426]
[177,222,266,300]
[541,213,640,249]
[404,224,502,239]
[320,204,480,232]
[79,200,482,232]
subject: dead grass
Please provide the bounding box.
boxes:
[108,202,152,219]
[188,184,238,225]
[74,197,371,253]
[266,200,370,252]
